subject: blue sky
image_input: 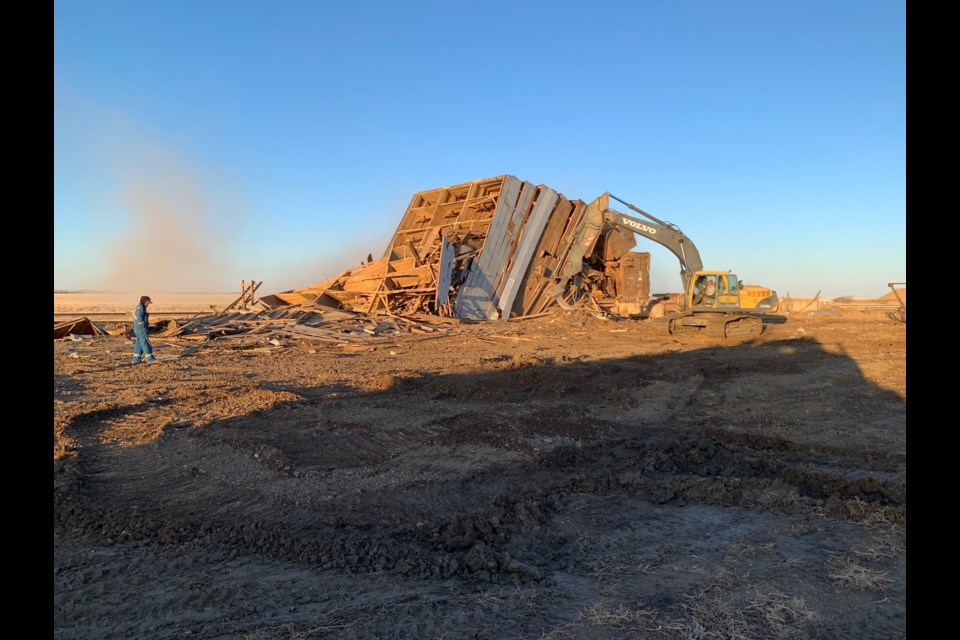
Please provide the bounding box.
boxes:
[54,0,905,298]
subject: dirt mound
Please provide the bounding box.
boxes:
[880,287,906,301]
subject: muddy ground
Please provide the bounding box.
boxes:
[53,308,906,639]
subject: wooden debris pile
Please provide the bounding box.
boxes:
[152,307,459,344]
[53,175,656,344]
[258,175,653,321]
[54,317,107,340]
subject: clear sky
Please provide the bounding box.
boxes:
[54,0,905,298]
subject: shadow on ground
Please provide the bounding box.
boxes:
[54,336,907,640]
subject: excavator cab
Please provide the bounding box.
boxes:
[687,271,777,313]
[689,272,742,310]
[716,274,741,307]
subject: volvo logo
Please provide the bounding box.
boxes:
[619,215,657,235]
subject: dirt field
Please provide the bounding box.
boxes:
[53,292,241,318]
[54,296,906,639]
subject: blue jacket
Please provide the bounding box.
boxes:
[134,303,150,333]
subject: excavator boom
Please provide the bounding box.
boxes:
[549,192,775,338]
[549,193,702,301]
[604,193,703,288]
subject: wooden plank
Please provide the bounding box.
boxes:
[269,327,359,343]
[397,312,461,325]
[454,175,522,319]
[486,183,539,315]
[436,235,454,307]
[53,317,106,339]
[495,187,559,319]
[482,181,536,301]
[383,264,435,281]
[374,286,438,295]
[214,281,262,316]
[339,255,390,277]
[516,196,575,316]
[416,225,442,258]
[463,179,535,320]
[519,279,549,316]
[342,278,389,292]
[540,197,576,258]
[385,256,418,272]
[507,311,552,321]
[529,199,588,314]
[319,290,366,303]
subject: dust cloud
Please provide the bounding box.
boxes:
[95,148,242,293]
[92,143,394,296]
[261,232,394,294]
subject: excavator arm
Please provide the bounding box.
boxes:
[603,193,703,286]
[549,192,703,303]
[548,191,769,338]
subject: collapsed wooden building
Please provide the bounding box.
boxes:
[258,175,654,320]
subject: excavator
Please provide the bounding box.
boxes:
[548,192,778,338]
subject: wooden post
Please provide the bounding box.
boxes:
[216,280,262,316]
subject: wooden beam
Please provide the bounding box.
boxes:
[455,176,529,320]
[216,281,262,316]
[495,187,559,319]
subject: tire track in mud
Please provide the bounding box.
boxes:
[407,427,904,577]
[54,315,907,639]
[534,429,905,515]
[55,410,905,593]
[54,385,310,533]
[55,335,905,590]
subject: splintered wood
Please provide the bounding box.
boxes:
[258,174,652,321]
[55,175,656,345]
[142,307,459,347]
[54,317,107,339]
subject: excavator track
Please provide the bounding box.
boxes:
[667,313,762,338]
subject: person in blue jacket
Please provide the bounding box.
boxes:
[131,295,156,364]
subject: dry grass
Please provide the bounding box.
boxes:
[472,590,504,608]
[536,590,820,640]
[827,555,894,591]
[685,564,741,591]
[843,496,905,529]
[725,541,778,557]
[744,592,819,635]
[850,539,904,562]
[537,623,579,640]
[588,564,622,596]
[579,602,657,630]
[637,561,662,574]
[512,585,546,612]
[678,590,818,640]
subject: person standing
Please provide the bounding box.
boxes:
[131,295,156,364]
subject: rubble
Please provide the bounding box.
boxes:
[151,306,459,345]
[54,317,106,339]
[258,174,654,320]
[55,175,654,344]
[53,176,906,345]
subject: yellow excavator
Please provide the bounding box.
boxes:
[548,192,778,338]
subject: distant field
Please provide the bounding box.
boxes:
[54,292,241,316]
